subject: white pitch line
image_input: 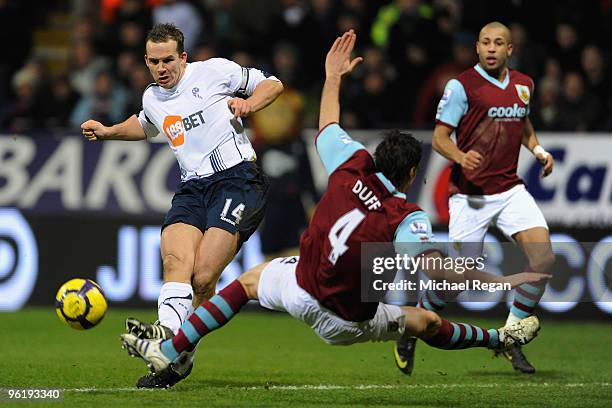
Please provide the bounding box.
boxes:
[62,383,611,392]
[65,388,158,392]
[248,383,611,391]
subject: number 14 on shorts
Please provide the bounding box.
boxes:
[220,198,245,226]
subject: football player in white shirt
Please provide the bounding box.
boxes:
[81,23,283,388]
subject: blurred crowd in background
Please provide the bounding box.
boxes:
[1,0,612,135]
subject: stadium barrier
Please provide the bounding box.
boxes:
[1,132,611,318]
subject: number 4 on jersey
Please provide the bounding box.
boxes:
[328,208,365,265]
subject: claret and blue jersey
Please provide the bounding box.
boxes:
[436,64,535,196]
[295,123,436,322]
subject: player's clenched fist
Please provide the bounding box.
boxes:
[81,120,109,142]
[227,97,254,118]
[460,149,483,170]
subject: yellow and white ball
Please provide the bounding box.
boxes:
[55,279,107,330]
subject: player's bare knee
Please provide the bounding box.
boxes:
[403,307,440,337]
[237,263,267,300]
[429,312,442,331]
[192,261,225,300]
[191,273,217,300]
[162,252,193,281]
[530,250,555,273]
[539,250,555,272]
[425,311,442,334]
[413,310,441,338]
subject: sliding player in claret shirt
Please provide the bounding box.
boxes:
[395,22,555,375]
[119,30,547,379]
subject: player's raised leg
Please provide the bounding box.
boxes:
[151,227,240,384]
[191,227,240,303]
[158,224,202,331]
[121,262,266,373]
[124,223,201,387]
[401,307,540,352]
[127,223,202,339]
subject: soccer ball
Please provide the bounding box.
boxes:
[55,279,107,330]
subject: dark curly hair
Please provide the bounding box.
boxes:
[374,130,422,189]
[146,23,185,54]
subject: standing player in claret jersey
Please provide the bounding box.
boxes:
[81,23,283,388]
[119,30,546,377]
[395,22,555,375]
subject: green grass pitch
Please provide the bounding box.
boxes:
[0,308,610,407]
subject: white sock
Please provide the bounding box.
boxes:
[505,312,523,327]
[158,282,194,334]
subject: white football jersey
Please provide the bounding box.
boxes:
[137,58,280,181]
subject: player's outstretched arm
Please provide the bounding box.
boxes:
[319,29,363,130]
[522,117,553,177]
[422,251,549,288]
[81,114,146,142]
[228,79,284,118]
[432,124,482,171]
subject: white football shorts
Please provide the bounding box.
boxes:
[257,257,405,345]
[448,184,548,250]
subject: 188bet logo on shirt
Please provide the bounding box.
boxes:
[163,110,205,147]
